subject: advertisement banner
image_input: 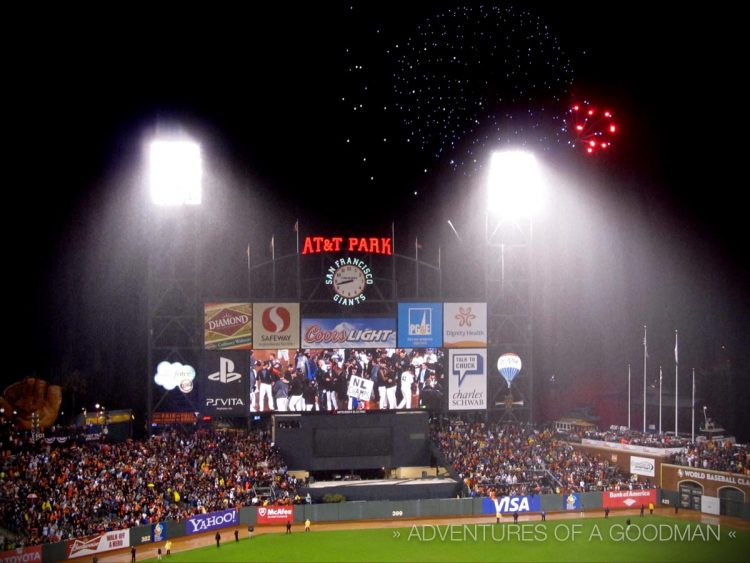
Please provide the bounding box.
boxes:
[200,352,249,416]
[301,318,396,349]
[672,465,750,490]
[602,489,657,509]
[397,303,443,348]
[257,506,295,524]
[151,412,197,425]
[346,375,374,401]
[630,455,656,477]
[66,530,130,559]
[253,303,300,350]
[152,521,167,542]
[581,439,683,456]
[1,546,42,563]
[443,303,487,347]
[448,349,487,410]
[186,508,238,535]
[563,492,582,510]
[204,303,253,350]
[482,495,541,514]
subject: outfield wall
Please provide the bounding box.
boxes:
[27,488,750,562]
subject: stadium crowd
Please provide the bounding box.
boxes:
[0,428,300,548]
[2,407,747,551]
[668,440,749,474]
[432,419,655,498]
[577,427,692,448]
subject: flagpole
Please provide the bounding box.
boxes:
[246,243,251,298]
[691,367,695,442]
[438,247,442,297]
[674,330,679,437]
[415,237,420,298]
[391,221,397,301]
[295,220,301,301]
[659,366,662,434]
[271,235,276,299]
[627,364,631,430]
[643,325,647,433]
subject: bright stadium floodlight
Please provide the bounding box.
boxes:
[148,139,202,205]
[487,150,546,219]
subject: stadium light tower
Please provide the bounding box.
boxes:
[485,150,547,423]
[148,139,203,206]
[487,151,546,219]
[146,135,203,435]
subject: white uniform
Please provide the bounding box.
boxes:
[397,370,414,409]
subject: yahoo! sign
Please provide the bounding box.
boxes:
[186,508,238,535]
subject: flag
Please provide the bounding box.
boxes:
[674,331,679,364]
[293,220,298,232]
[270,235,275,259]
[643,326,648,358]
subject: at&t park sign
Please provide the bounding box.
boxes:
[301,236,392,255]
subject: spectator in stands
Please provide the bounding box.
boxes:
[0,428,299,547]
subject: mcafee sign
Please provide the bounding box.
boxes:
[257,506,294,524]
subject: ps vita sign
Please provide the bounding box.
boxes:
[325,257,374,306]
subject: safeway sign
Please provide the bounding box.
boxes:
[257,506,294,524]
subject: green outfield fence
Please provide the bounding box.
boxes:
[22,489,750,562]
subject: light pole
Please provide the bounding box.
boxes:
[146,135,203,435]
[486,150,546,422]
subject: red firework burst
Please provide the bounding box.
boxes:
[568,101,617,154]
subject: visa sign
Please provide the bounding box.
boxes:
[482,495,540,514]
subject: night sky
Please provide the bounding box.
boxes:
[6,3,748,438]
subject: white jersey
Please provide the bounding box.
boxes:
[400,371,414,386]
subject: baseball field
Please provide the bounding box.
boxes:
[139,515,749,562]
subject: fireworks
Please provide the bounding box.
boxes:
[566,100,617,154]
[390,5,573,172]
[342,4,574,183]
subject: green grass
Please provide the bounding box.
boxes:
[143,516,750,562]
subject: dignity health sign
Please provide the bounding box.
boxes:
[443,303,487,347]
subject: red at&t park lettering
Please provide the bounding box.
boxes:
[301,236,392,255]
